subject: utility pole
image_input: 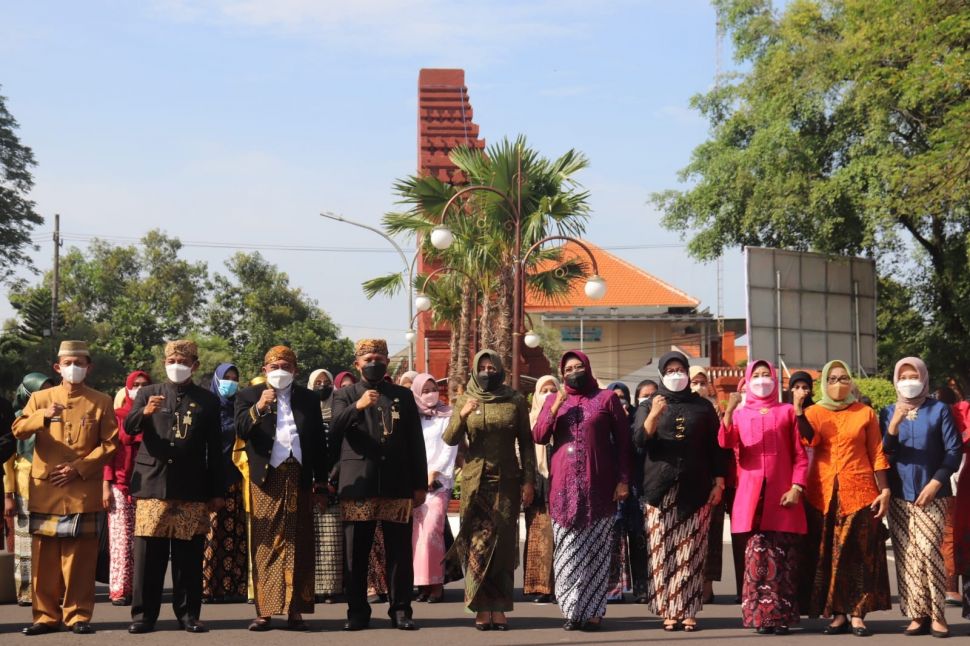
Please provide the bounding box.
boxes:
[51,213,60,342]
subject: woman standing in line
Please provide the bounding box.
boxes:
[410,373,457,603]
[444,350,535,630]
[523,375,560,603]
[202,363,248,603]
[534,351,631,631]
[795,359,891,636]
[634,351,725,632]
[719,360,807,635]
[881,357,961,637]
[2,372,54,606]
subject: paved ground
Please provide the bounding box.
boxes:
[1,535,967,644]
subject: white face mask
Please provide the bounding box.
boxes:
[267,369,294,390]
[165,363,193,384]
[897,379,923,399]
[127,386,141,401]
[60,363,87,385]
[691,383,709,397]
[662,371,689,392]
[749,377,774,398]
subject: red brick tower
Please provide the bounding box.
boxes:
[415,69,485,379]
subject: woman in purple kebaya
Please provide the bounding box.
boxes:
[533,350,632,632]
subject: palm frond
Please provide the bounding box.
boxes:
[361,272,405,299]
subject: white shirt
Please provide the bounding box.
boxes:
[269,387,302,467]
[421,415,458,489]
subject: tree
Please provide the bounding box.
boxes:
[0,87,44,282]
[365,136,592,391]
[652,0,970,381]
[206,252,356,380]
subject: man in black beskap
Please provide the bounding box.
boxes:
[331,339,427,632]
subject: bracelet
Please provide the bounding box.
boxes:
[791,484,804,493]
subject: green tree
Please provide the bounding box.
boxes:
[652,0,970,382]
[0,87,44,281]
[206,252,355,381]
[365,136,592,391]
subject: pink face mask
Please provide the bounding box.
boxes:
[420,392,440,408]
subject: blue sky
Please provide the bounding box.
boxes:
[1,0,746,353]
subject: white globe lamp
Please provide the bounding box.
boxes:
[430,225,454,250]
[415,293,432,313]
[405,329,416,344]
[523,330,541,349]
[584,275,607,300]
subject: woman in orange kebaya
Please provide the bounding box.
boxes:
[794,359,891,637]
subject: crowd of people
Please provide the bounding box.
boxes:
[2,337,970,637]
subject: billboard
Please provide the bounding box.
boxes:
[745,247,877,376]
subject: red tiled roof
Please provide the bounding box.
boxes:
[526,240,700,311]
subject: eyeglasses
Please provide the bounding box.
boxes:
[827,376,852,385]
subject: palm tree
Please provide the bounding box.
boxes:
[363,135,592,390]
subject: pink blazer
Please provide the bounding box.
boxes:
[718,402,808,535]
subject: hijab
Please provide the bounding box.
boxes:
[817,359,857,412]
[116,370,151,420]
[466,349,517,403]
[743,360,780,411]
[307,368,334,389]
[893,356,930,409]
[398,370,418,385]
[411,373,452,418]
[562,350,599,397]
[15,372,51,418]
[209,363,238,407]
[530,375,561,426]
[333,371,358,389]
[634,379,658,406]
[788,370,814,407]
[656,351,697,404]
[14,372,53,462]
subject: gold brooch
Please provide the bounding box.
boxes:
[906,409,918,421]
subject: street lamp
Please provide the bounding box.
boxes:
[523,329,541,349]
[433,155,606,389]
[429,225,454,250]
[320,211,416,370]
[404,329,416,344]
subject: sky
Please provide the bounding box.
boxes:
[1,0,747,354]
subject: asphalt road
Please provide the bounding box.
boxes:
[0,534,966,644]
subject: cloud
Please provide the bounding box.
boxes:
[149,0,611,63]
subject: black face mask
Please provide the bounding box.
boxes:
[314,384,333,399]
[564,370,588,390]
[361,361,387,383]
[477,371,503,391]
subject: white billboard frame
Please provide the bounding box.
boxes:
[744,247,877,377]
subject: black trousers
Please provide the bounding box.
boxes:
[344,520,414,622]
[131,535,205,624]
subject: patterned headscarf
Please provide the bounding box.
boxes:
[263,345,297,366]
[354,338,388,357]
[164,339,198,360]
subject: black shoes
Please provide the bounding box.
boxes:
[474,622,491,631]
[342,619,369,631]
[824,621,850,635]
[22,623,58,636]
[775,626,791,635]
[757,627,774,635]
[111,597,131,607]
[71,622,94,635]
[563,620,580,631]
[248,618,272,631]
[180,620,209,633]
[390,611,418,630]
[852,626,873,637]
[128,621,155,634]
[532,594,553,603]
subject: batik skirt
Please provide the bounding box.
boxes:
[250,460,314,616]
[523,503,555,596]
[889,497,949,623]
[313,499,343,596]
[12,494,31,604]
[202,481,248,600]
[805,491,891,618]
[107,484,134,601]
[644,485,713,619]
[552,515,614,622]
[740,531,801,627]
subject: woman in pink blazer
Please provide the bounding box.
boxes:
[719,360,808,635]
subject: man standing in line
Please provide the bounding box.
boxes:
[12,340,118,635]
[236,345,325,631]
[125,340,225,634]
[331,339,427,631]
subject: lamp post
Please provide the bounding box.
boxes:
[414,266,479,373]
[429,155,606,389]
[320,211,416,371]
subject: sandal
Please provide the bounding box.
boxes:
[683,619,699,632]
[248,618,271,632]
[663,619,681,632]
